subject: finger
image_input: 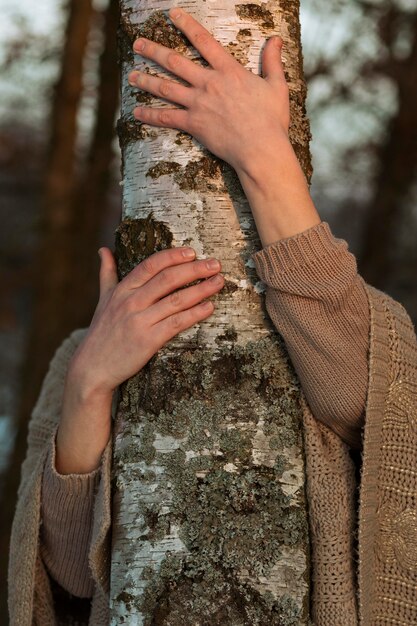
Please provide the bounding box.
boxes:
[90,248,119,325]
[262,36,287,84]
[152,299,215,348]
[144,272,224,325]
[168,7,235,73]
[128,70,194,108]
[133,37,203,87]
[133,257,222,309]
[98,247,118,299]
[121,247,196,291]
[133,104,190,131]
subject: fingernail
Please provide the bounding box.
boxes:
[206,259,220,270]
[182,248,195,258]
[209,274,223,285]
[134,39,145,52]
[128,71,140,86]
[170,8,183,19]
[98,248,102,259]
[201,300,213,310]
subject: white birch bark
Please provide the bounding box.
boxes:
[111,1,312,624]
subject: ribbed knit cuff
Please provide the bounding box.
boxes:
[40,426,102,597]
[44,426,101,493]
[251,221,354,295]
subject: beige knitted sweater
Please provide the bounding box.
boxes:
[8,221,417,625]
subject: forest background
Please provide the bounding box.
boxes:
[0,0,416,620]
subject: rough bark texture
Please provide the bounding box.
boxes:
[112,2,312,624]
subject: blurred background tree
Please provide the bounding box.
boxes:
[0,0,415,621]
[302,0,417,311]
[0,0,121,619]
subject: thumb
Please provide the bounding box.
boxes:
[98,247,118,300]
[262,36,286,83]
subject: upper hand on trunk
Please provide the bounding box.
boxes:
[128,6,291,175]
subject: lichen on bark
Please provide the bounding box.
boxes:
[112,1,313,623]
[111,315,310,624]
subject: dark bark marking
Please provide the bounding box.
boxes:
[279,0,313,184]
[119,8,189,65]
[174,131,194,146]
[115,216,174,280]
[215,326,239,343]
[235,4,275,30]
[146,161,183,179]
[237,28,253,39]
[175,155,225,192]
[117,115,154,143]
[143,155,228,193]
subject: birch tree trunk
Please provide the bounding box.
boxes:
[112,2,313,624]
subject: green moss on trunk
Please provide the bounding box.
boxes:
[113,331,310,625]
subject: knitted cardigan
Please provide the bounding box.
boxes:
[8,222,417,625]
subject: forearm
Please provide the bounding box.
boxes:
[56,360,113,474]
[235,139,321,246]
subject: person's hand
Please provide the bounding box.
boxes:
[55,246,224,474]
[128,6,290,175]
[127,6,321,246]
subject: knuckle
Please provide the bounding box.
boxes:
[125,312,144,337]
[170,312,183,330]
[135,71,145,86]
[205,76,222,97]
[194,31,211,47]
[172,247,184,262]
[192,93,207,111]
[140,256,154,276]
[276,78,289,95]
[123,296,138,315]
[159,109,171,125]
[158,268,170,287]
[169,289,182,308]
[194,261,204,276]
[186,111,203,137]
[159,80,172,98]
[167,52,182,71]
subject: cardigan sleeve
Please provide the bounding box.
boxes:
[40,425,102,598]
[8,327,113,625]
[251,221,370,449]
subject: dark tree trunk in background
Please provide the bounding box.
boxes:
[72,0,120,319]
[0,0,115,619]
[358,11,417,287]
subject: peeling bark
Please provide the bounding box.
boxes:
[112,2,312,624]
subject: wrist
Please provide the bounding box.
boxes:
[235,140,321,245]
[67,349,115,401]
[56,365,114,475]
